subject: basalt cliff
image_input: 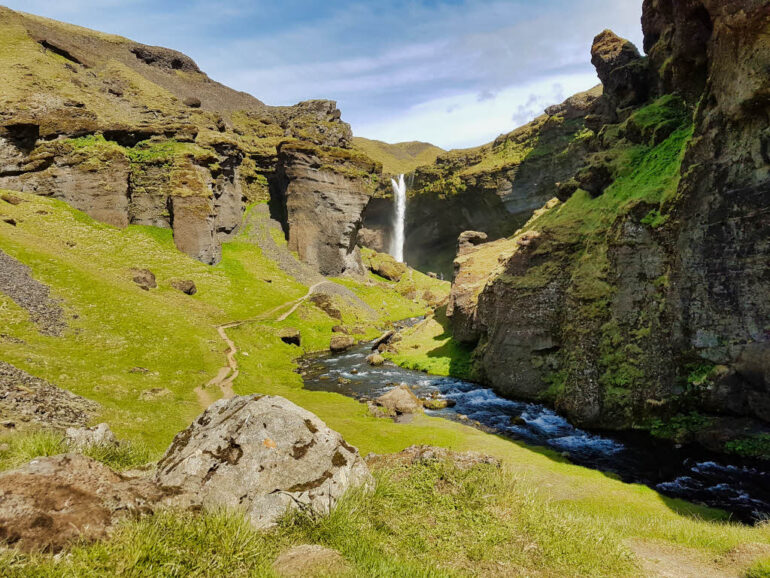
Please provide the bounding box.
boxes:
[438,0,770,453]
[0,7,379,274]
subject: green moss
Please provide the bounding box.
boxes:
[641,209,669,228]
[127,139,214,166]
[624,94,688,136]
[724,434,770,460]
[650,412,716,442]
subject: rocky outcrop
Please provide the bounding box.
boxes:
[275,142,378,276]
[0,395,372,552]
[590,30,649,123]
[443,0,770,451]
[0,7,373,268]
[0,362,97,430]
[155,395,372,530]
[0,454,163,552]
[456,231,488,257]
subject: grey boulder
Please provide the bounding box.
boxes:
[155,395,372,529]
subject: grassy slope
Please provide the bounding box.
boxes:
[1,193,769,575]
[0,193,435,453]
[352,137,444,175]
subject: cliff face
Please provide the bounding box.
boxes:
[0,8,374,269]
[274,142,380,276]
[448,0,770,452]
[359,88,601,275]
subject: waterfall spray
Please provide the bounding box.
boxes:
[391,174,406,263]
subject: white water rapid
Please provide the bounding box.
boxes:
[390,173,406,263]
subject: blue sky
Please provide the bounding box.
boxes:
[5,0,643,149]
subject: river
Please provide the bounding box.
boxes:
[301,337,770,523]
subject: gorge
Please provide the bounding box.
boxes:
[1,0,770,575]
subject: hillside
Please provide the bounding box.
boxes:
[351,137,444,176]
[2,193,769,576]
[0,6,379,274]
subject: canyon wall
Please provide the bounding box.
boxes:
[360,88,602,275]
[0,7,376,270]
[446,0,770,451]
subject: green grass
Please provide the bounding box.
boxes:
[0,430,152,471]
[0,194,413,454]
[386,307,476,379]
[0,458,636,577]
[747,556,770,578]
[352,137,444,176]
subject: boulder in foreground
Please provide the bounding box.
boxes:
[155,395,372,529]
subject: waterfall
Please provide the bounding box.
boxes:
[390,174,407,263]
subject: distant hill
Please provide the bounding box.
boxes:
[352,137,444,175]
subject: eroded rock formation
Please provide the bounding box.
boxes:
[275,142,379,276]
[0,7,377,269]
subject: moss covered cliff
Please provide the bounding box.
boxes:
[408,1,770,457]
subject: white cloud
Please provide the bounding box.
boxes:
[355,71,599,150]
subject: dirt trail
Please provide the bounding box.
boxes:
[194,282,326,408]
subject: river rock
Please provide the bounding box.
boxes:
[65,423,118,451]
[330,336,355,353]
[370,330,395,351]
[0,454,163,552]
[366,353,385,366]
[375,385,423,415]
[155,395,373,530]
[421,398,456,410]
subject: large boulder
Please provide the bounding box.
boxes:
[330,335,355,353]
[0,454,162,552]
[365,251,407,281]
[155,395,372,529]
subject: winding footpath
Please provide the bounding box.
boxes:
[194,281,328,408]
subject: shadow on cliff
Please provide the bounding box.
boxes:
[421,306,477,380]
